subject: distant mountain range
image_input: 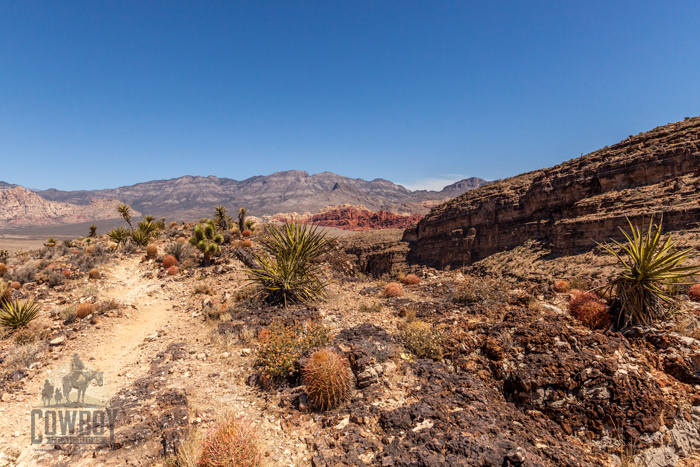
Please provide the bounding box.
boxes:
[0,171,488,228]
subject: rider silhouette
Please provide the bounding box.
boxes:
[70,353,86,378]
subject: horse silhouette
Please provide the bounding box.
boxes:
[62,369,103,404]
[41,381,54,406]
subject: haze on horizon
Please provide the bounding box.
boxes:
[1,1,699,192]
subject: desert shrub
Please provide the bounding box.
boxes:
[146,244,158,258]
[242,239,252,248]
[256,320,331,379]
[688,284,700,302]
[602,218,700,326]
[163,255,178,268]
[384,282,403,298]
[553,280,571,293]
[0,300,41,329]
[198,416,265,467]
[168,266,180,275]
[189,221,223,265]
[96,299,120,313]
[222,231,232,244]
[401,320,442,360]
[359,303,382,313]
[6,262,39,285]
[303,349,351,410]
[569,277,590,291]
[61,306,77,324]
[72,251,101,273]
[454,276,509,304]
[404,274,420,285]
[13,325,49,345]
[193,283,214,295]
[0,263,7,277]
[241,229,252,238]
[165,242,195,263]
[85,246,95,255]
[47,270,65,288]
[247,223,334,306]
[76,303,96,319]
[2,341,45,376]
[568,292,610,329]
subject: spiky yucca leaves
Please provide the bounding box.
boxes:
[245,218,256,231]
[88,225,97,237]
[131,219,159,246]
[246,222,334,306]
[303,349,351,411]
[602,218,700,327]
[189,220,223,265]
[107,227,131,247]
[1,299,41,329]
[117,203,134,231]
[215,205,233,231]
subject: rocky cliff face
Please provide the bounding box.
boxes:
[35,172,489,219]
[272,204,424,231]
[0,186,132,228]
[405,116,700,269]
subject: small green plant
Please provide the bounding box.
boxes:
[401,320,442,360]
[107,227,131,247]
[244,219,256,231]
[601,218,700,326]
[246,222,334,306]
[359,303,382,313]
[197,416,265,467]
[88,225,97,237]
[188,220,223,265]
[0,299,41,329]
[454,276,509,304]
[303,349,351,411]
[256,320,331,379]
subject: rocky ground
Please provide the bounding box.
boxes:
[2,226,700,466]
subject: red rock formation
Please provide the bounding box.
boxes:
[283,205,424,231]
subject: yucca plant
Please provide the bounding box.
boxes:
[189,220,224,265]
[237,207,248,233]
[88,225,97,237]
[131,219,159,246]
[107,227,131,247]
[117,203,134,231]
[246,222,334,306]
[602,217,700,327]
[1,299,41,329]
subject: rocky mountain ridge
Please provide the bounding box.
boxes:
[0,186,132,228]
[33,172,488,220]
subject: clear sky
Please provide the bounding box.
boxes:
[1,1,699,191]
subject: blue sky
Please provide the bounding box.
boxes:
[1,1,699,191]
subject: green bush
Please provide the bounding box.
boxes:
[188,220,223,265]
[246,222,333,306]
[0,299,41,329]
[256,320,331,379]
[602,218,700,326]
[107,227,131,247]
[401,320,443,360]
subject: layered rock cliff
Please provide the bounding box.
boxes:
[0,186,132,228]
[405,116,700,269]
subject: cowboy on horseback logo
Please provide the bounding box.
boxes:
[31,353,118,448]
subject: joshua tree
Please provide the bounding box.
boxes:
[88,225,97,237]
[117,204,134,232]
[189,220,224,265]
[237,207,248,233]
[215,205,232,231]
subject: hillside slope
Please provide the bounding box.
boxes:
[404,116,700,269]
[35,172,489,219]
[0,186,132,228]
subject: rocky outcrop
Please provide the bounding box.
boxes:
[405,116,700,269]
[34,172,489,220]
[0,186,132,228]
[273,204,424,231]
